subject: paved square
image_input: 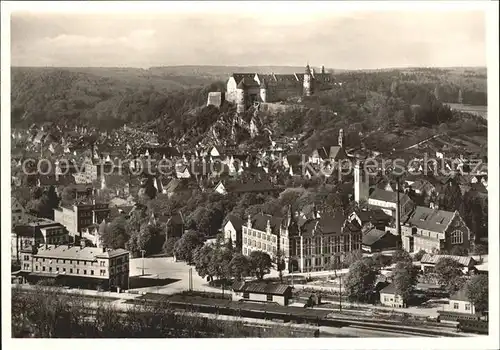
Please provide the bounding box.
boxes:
[128,257,221,295]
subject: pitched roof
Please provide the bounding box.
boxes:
[380,283,398,294]
[420,253,475,267]
[369,188,409,204]
[231,73,256,85]
[232,281,291,295]
[225,215,244,231]
[28,244,129,261]
[450,288,470,302]
[407,206,455,233]
[362,228,389,246]
[247,213,283,232]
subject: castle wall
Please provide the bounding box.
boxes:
[259,103,306,115]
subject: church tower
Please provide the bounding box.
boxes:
[354,161,369,203]
[303,63,312,96]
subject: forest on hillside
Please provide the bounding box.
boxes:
[11,66,487,152]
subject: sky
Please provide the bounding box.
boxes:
[9,6,487,69]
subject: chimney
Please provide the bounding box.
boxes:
[395,177,401,244]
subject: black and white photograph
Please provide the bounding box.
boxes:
[1,1,498,348]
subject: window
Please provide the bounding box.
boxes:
[56,267,59,272]
[450,230,463,244]
[49,267,52,272]
[453,303,459,309]
[100,269,106,276]
[91,270,94,275]
[84,270,87,275]
[63,268,66,272]
[42,266,46,271]
[465,304,471,311]
[77,261,80,265]
[242,292,249,299]
[43,258,45,262]
[266,294,273,302]
[100,261,105,267]
[35,265,39,271]
[76,269,80,274]
[84,261,87,266]
[70,269,73,273]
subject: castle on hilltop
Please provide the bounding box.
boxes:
[222,64,334,113]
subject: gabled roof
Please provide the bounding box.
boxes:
[247,213,283,232]
[362,228,389,246]
[420,253,475,267]
[407,206,455,233]
[232,281,292,295]
[370,188,410,205]
[450,288,471,302]
[231,73,256,85]
[225,214,244,231]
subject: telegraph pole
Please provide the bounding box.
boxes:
[141,250,146,276]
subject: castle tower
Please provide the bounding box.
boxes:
[303,63,312,96]
[236,80,246,114]
[354,161,369,203]
[259,79,268,103]
[338,128,345,148]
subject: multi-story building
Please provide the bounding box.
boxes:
[12,219,70,261]
[53,202,110,237]
[241,209,362,273]
[19,242,130,291]
[397,206,472,254]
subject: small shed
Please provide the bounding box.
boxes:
[231,281,293,306]
[420,254,476,274]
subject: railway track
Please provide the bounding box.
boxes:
[13,287,471,337]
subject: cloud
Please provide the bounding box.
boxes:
[10,11,486,68]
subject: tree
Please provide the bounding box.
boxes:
[230,253,251,281]
[173,230,205,264]
[465,274,488,314]
[392,249,412,264]
[371,253,392,270]
[344,259,379,302]
[413,249,426,262]
[449,245,469,257]
[433,257,466,293]
[162,236,179,257]
[440,180,462,212]
[193,244,215,281]
[392,261,418,305]
[342,250,363,268]
[472,244,487,262]
[101,216,129,249]
[249,251,272,280]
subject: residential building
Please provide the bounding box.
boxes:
[379,283,406,308]
[53,202,110,237]
[19,242,130,291]
[399,206,472,254]
[223,215,244,248]
[231,281,293,306]
[446,288,476,315]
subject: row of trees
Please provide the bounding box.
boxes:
[11,284,301,338]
